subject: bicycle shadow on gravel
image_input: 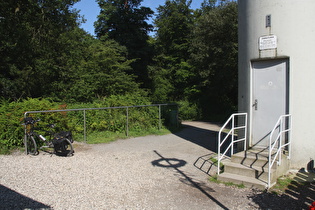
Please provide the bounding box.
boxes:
[0,184,51,209]
[152,150,229,210]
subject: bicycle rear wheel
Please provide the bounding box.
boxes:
[27,135,39,155]
[54,138,74,157]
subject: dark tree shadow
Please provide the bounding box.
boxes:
[0,184,51,209]
[248,170,315,209]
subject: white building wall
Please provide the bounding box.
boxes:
[238,0,315,168]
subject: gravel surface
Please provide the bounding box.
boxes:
[0,122,313,209]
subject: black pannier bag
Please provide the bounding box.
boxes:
[53,131,73,143]
[52,131,73,153]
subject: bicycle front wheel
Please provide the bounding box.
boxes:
[27,135,39,155]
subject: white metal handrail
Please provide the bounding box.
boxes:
[217,113,247,175]
[268,114,292,188]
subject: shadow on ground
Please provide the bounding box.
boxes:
[249,170,315,209]
[173,122,238,176]
[173,123,220,152]
[0,184,51,209]
[172,122,315,209]
[151,150,229,210]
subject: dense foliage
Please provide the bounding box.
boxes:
[190,1,238,119]
[0,0,83,99]
[149,0,195,103]
[0,95,176,152]
[95,0,154,87]
[0,0,238,150]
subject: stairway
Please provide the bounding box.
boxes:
[217,147,290,190]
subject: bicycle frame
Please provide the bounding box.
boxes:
[23,118,74,156]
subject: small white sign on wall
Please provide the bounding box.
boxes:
[259,35,277,50]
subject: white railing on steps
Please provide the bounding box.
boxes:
[217,113,247,175]
[268,114,292,188]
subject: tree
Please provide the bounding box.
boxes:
[66,39,141,102]
[190,1,238,119]
[95,0,154,87]
[0,0,83,100]
[154,0,193,59]
[149,0,196,102]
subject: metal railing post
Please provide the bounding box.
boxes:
[218,134,221,175]
[244,114,247,151]
[278,117,283,165]
[231,116,235,156]
[24,112,28,154]
[159,105,161,130]
[23,103,177,151]
[217,113,247,175]
[126,107,129,137]
[83,109,86,143]
[268,114,292,188]
[288,116,292,159]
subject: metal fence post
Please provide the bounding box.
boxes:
[24,112,28,154]
[23,103,177,149]
[83,109,86,143]
[231,115,235,156]
[126,107,129,137]
[159,105,161,130]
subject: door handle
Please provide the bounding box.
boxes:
[253,99,258,110]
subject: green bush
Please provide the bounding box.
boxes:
[0,94,176,153]
[177,100,201,121]
[0,98,61,150]
[66,94,159,136]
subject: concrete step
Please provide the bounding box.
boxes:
[217,147,291,189]
[231,150,277,168]
[224,161,277,183]
[218,172,267,190]
[194,154,232,176]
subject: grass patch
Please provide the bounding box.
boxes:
[74,127,172,144]
[269,173,313,194]
[269,174,296,195]
[209,156,224,173]
[0,144,11,155]
[209,157,224,168]
[272,176,293,192]
[209,175,221,184]
[0,144,22,155]
[209,175,245,189]
[0,126,174,154]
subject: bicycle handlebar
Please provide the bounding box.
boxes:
[23,117,40,125]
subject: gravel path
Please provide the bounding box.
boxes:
[0,122,312,209]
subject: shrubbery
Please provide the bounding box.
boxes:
[0,98,60,151]
[177,100,201,121]
[0,95,178,153]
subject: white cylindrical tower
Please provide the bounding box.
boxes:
[238,0,315,168]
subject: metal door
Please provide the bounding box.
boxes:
[251,59,288,147]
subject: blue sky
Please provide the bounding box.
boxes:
[73,0,203,36]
